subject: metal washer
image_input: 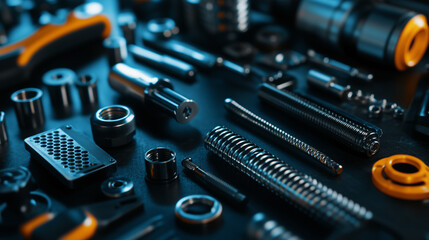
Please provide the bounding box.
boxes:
[175,195,222,225]
[101,177,134,198]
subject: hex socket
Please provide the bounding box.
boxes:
[145,147,178,183]
[10,88,45,130]
[42,68,75,116]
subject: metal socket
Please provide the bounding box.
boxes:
[145,147,178,183]
[75,74,99,112]
[10,88,45,130]
[91,105,136,147]
[42,68,75,117]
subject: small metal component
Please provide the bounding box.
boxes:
[259,83,381,156]
[182,157,247,205]
[174,195,222,226]
[118,12,136,45]
[91,105,136,148]
[0,23,7,45]
[101,177,134,198]
[393,107,404,119]
[120,215,165,240]
[147,18,179,39]
[108,63,198,123]
[103,36,128,66]
[145,147,178,183]
[224,98,343,175]
[24,125,117,188]
[247,213,301,240]
[307,69,351,98]
[204,126,373,228]
[75,74,99,112]
[0,111,8,146]
[10,88,45,130]
[368,105,383,119]
[42,68,75,117]
[255,25,289,51]
[222,60,251,77]
[251,68,296,90]
[307,49,373,82]
[129,45,197,82]
[257,51,307,71]
[223,42,256,60]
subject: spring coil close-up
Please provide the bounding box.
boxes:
[204,126,373,228]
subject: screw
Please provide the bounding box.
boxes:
[224,98,343,175]
[259,83,381,156]
[204,126,373,228]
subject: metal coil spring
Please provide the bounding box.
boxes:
[247,213,301,240]
[259,84,380,156]
[204,126,373,228]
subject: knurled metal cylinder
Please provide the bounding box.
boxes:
[204,126,373,228]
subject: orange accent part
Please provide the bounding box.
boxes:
[394,14,429,71]
[0,11,111,67]
[61,211,98,240]
[20,213,55,239]
[372,154,429,200]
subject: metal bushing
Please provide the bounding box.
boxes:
[118,12,136,45]
[175,195,222,226]
[42,68,76,117]
[0,111,8,146]
[255,25,290,51]
[145,147,178,183]
[75,74,99,112]
[103,36,128,66]
[147,18,179,39]
[101,177,134,198]
[10,88,45,130]
[91,105,136,148]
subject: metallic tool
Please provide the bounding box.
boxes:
[108,63,198,124]
[91,105,136,148]
[42,68,75,117]
[307,50,373,82]
[24,125,117,188]
[10,88,45,130]
[182,157,248,205]
[0,2,111,88]
[247,213,301,240]
[174,195,222,226]
[75,74,99,112]
[20,196,143,240]
[129,44,197,82]
[103,36,128,66]
[259,83,381,156]
[145,147,178,183]
[224,98,343,175]
[372,154,429,200]
[204,126,373,228]
[0,111,8,146]
[118,12,136,45]
[101,177,135,198]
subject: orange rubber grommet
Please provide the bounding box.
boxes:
[372,154,429,200]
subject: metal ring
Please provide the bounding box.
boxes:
[174,195,222,225]
[101,177,134,198]
[10,88,45,130]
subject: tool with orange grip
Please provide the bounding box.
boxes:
[0,2,111,88]
[20,196,143,240]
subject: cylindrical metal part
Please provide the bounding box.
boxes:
[129,45,196,82]
[0,111,8,146]
[91,105,136,147]
[307,69,351,98]
[42,68,75,117]
[10,88,45,130]
[101,177,134,198]
[108,63,198,123]
[247,213,301,240]
[146,18,179,39]
[75,74,99,112]
[103,36,128,66]
[145,147,178,183]
[118,12,136,45]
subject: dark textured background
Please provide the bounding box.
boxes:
[1,1,429,239]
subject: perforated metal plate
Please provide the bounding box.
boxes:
[25,125,117,188]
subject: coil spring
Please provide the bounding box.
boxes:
[204,126,373,228]
[259,84,380,156]
[247,213,301,240]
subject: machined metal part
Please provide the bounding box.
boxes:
[307,69,351,98]
[101,177,134,198]
[368,105,383,119]
[259,83,381,156]
[175,194,222,226]
[251,68,295,90]
[224,98,343,175]
[257,51,307,71]
[182,157,247,205]
[222,60,251,77]
[75,74,99,112]
[255,25,289,51]
[247,213,301,240]
[10,88,45,130]
[145,147,178,183]
[118,12,136,45]
[307,49,373,82]
[91,105,136,148]
[147,18,179,39]
[129,44,197,82]
[24,125,117,188]
[108,63,198,123]
[0,111,8,146]
[42,68,75,117]
[120,215,165,240]
[103,36,128,66]
[223,42,256,60]
[204,126,373,228]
